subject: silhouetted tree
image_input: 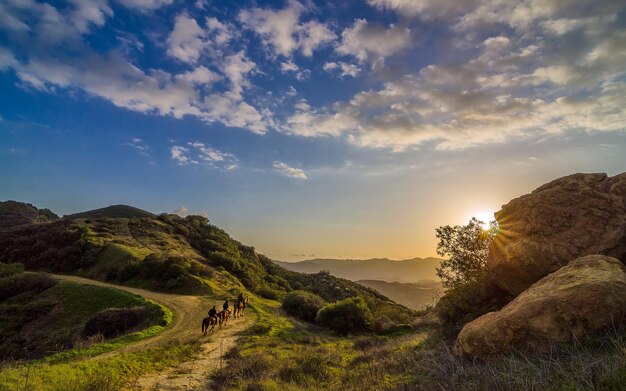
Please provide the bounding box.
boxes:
[435,217,496,290]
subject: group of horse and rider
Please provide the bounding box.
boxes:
[202,292,248,335]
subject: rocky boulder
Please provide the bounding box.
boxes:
[455,255,626,359]
[488,172,626,296]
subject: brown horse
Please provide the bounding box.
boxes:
[201,316,218,335]
[218,309,230,328]
[233,296,248,318]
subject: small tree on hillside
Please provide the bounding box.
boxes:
[435,218,496,290]
[315,296,373,335]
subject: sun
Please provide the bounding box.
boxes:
[471,211,494,230]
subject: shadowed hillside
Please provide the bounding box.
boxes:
[63,205,156,219]
[0,201,58,230]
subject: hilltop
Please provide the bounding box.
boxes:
[274,257,442,283]
[63,204,156,219]
[0,200,58,229]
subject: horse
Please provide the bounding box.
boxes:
[201,316,218,335]
[233,296,248,318]
[218,309,230,328]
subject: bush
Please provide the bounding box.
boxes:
[0,262,24,278]
[82,307,149,339]
[0,272,57,302]
[435,275,511,336]
[315,296,374,335]
[282,290,326,322]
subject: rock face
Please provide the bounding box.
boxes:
[488,172,626,296]
[455,255,626,359]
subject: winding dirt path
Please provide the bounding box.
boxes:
[51,275,254,390]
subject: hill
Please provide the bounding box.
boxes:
[356,279,442,310]
[0,203,411,323]
[63,204,156,219]
[274,257,442,283]
[0,200,58,229]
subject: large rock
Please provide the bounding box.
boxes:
[488,172,626,295]
[455,255,626,359]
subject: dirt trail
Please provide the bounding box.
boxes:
[51,275,254,390]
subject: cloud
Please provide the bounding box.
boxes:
[172,206,188,217]
[336,19,410,62]
[117,0,174,11]
[171,145,192,164]
[172,142,239,169]
[167,14,206,63]
[323,61,361,78]
[367,0,479,19]
[238,1,334,58]
[124,137,151,158]
[273,161,308,180]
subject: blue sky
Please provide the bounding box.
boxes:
[1,0,625,260]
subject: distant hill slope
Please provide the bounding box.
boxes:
[0,203,412,324]
[64,204,156,219]
[356,280,442,310]
[274,257,442,283]
[0,200,59,229]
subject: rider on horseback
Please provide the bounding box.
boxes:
[208,305,218,321]
[223,300,229,311]
[237,292,245,306]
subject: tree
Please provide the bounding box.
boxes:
[315,296,374,335]
[282,290,326,322]
[435,217,496,290]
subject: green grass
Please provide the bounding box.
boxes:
[212,298,626,391]
[0,341,199,391]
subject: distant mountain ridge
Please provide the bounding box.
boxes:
[274,257,442,283]
[64,205,156,219]
[356,280,442,310]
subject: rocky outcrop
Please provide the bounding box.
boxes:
[0,200,59,230]
[455,255,626,359]
[488,172,626,296]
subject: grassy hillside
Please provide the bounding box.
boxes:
[0,204,410,323]
[0,263,168,360]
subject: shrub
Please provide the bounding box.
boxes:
[316,296,374,335]
[0,272,57,302]
[282,290,326,322]
[0,262,24,278]
[82,307,149,339]
[435,275,511,336]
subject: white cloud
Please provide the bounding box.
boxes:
[281,60,299,73]
[324,61,361,78]
[172,206,189,217]
[239,1,334,58]
[172,142,239,169]
[167,14,205,63]
[337,19,410,62]
[171,145,191,164]
[177,66,220,85]
[273,161,308,180]
[117,0,173,11]
[367,0,479,19]
[124,137,151,158]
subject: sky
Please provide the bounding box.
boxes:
[1,0,625,261]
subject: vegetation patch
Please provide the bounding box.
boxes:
[0,264,167,360]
